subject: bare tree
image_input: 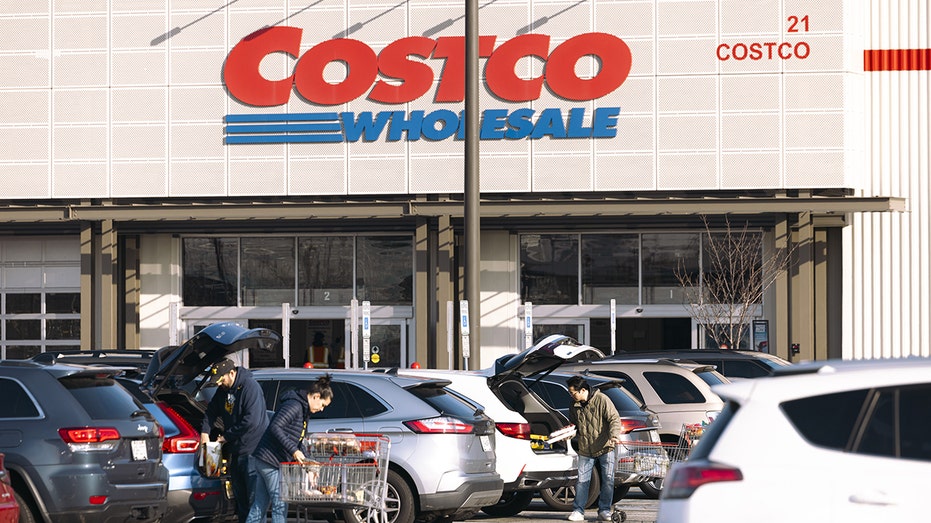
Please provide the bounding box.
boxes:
[675,215,795,350]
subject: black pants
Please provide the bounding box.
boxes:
[229,453,255,523]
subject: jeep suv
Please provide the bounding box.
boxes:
[0,360,168,523]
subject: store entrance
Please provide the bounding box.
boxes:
[588,317,692,353]
[289,319,346,369]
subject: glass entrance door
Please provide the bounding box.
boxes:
[349,319,408,369]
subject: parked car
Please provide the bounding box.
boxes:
[607,349,791,379]
[252,367,503,523]
[659,357,931,523]
[137,322,282,523]
[526,372,663,504]
[558,358,727,498]
[118,378,236,523]
[394,334,604,517]
[26,324,279,523]
[0,453,19,523]
[30,349,156,379]
[0,359,169,523]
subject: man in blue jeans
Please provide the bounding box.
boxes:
[567,375,621,522]
[201,358,268,523]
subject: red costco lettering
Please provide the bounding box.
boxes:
[224,27,632,106]
[716,41,810,61]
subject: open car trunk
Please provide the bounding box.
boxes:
[492,377,572,454]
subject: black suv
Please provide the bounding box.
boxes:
[607,349,791,379]
[0,360,168,523]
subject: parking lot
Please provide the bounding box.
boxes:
[471,490,658,523]
[293,489,659,523]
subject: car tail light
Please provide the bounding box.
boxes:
[496,422,531,440]
[404,416,475,434]
[619,419,648,434]
[157,402,200,454]
[59,427,121,451]
[88,495,108,505]
[192,490,222,501]
[662,460,743,499]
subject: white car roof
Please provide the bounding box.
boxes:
[713,356,931,404]
[397,369,529,423]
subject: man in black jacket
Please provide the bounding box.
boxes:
[201,358,268,523]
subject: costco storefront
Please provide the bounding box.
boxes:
[0,0,923,366]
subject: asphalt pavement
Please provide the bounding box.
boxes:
[471,488,659,523]
[292,488,658,523]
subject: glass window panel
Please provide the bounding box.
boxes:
[702,324,751,349]
[46,319,80,340]
[6,319,40,339]
[781,389,868,450]
[241,238,296,306]
[356,236,412,305]
[6,294,41,313]
[582,234,639,304]
[298,237,355,306]
[704,232,763,304]
[4,346,41,359]
[642,233,699,304]
[352,324,402,368]
[0,378,41,418]
[183,238,238,306]
[899,385,931,461]
[858,390,896,458]
[520,234,579,304]
[46,293,80,313]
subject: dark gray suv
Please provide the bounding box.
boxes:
[0,360,169,523]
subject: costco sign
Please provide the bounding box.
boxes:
[223,27,631,143]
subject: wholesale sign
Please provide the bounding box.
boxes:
[223,27,631,143]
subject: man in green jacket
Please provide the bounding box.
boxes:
[567,375,622,522]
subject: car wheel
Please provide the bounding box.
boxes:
[480,490,534,518]
[342,469,414,523]
[538,471,600,511]
[612,485,631,503]
[14,489,38,523]
[637,477,662,499]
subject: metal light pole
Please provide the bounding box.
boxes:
[464,0,480,370]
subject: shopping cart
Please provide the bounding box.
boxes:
[611,424,705,523]
[281,433,391,523]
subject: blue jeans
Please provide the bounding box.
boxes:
[246,459,286,523]
[573,449,616,514]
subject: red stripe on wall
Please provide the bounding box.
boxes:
[864,49,931,71]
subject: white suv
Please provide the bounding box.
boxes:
[659,357,931,523]
[399,334,603,517]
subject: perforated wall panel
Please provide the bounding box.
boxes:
[0,0,868,198]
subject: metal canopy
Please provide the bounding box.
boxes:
[0,195,905,223]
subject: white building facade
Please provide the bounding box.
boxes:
[0,0,923,367]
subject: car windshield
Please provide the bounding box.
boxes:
[695,370,728,387]
[600,386,644,412]
[411,386,481,419]
[61,376,146,419]
[756,354,792,369]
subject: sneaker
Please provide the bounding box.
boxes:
[568,510,585,521]
[598,511,613,521]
